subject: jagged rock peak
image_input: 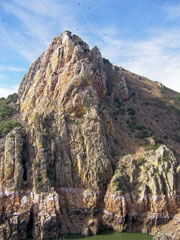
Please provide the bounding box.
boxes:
[18,30,128,124]
[51,30,90,51]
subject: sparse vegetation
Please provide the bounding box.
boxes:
[150,143,161,150]
[135,129,150,139]
[127,108,136,116]
[131,92,136,97]
[36,180,44,191]
[0,120,21,137]
[135,124,146,131]
[119,108,126,115]
[152,135,163,144]
[69,119,80,125]
[114,97,122,107]
[0,93,20,137]
[160,87,180,109]
[137,157,145,166]
[0,100,16,120]
[162,156,170,162]
[6,93,18,104]
[34,161,41,168]
[112,176,129,194]
[174,134,180,143]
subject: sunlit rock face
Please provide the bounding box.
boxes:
[0,31,180,240]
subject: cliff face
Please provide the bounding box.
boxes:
[0,31,180,240]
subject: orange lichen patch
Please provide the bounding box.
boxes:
[59,59,66,68]
[5,163,14,180]
[34,85,44,101]
[29,111,38,123]
[33,71,40,84]
[36,141,43,149]
[74,141,81,149]
[139,165,144,171]
[66,103,87,117]
[74,158,88,183]
[59,70,70,86]
[51,51,58,72]
[74,77,92,87]
[65,55,72,64]
[24,87,29,97]
[75,105,87,117]
[53,88,60,100]
[152,161,158,167]
[41,170,47,179]
[65,102,73,115]
[106,121,112,135]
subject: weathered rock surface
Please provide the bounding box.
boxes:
[0,31,180,239]
[153,232,172,240]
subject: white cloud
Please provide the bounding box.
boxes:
[0,74,19,97]
[0,85,18,98]
[90,27,180,93]
[163,3,180,20]
[0,0,79,62]
[0,65,26,72]
[0,24,45,62]
[13,0,72,19]
[118,29,180,93]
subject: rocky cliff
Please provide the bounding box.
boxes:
[0,31,180,240]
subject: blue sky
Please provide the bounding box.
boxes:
[0,0,180,97]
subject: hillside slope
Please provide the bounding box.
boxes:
[0,31,180,240]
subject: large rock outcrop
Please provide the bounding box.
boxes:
[0,31,180,239]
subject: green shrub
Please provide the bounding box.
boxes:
[144,165,151,172]
[0,121,21,137]
[36,180,44,191]
[135,124,146,130]
[106,91,111,96]
[127,108,136,116]
[131,92,136,97]
[113,181,120,188]
[177,96,180,104]
[113,110,120,116]
[135,130,150,139]
[34,161,41,168]
[174,134,180,143]
[137,157,145,166]
[128,121,136,130]
[162,156,170,162]
[119,108,126,115]
[0,101,16,119]
[48,173,55,181]
[152,135,163,144]
[114,97,122,106]
[150,143,161,150]
[6,93,18,104]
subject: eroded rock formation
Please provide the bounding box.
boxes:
[0,31,180,239]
